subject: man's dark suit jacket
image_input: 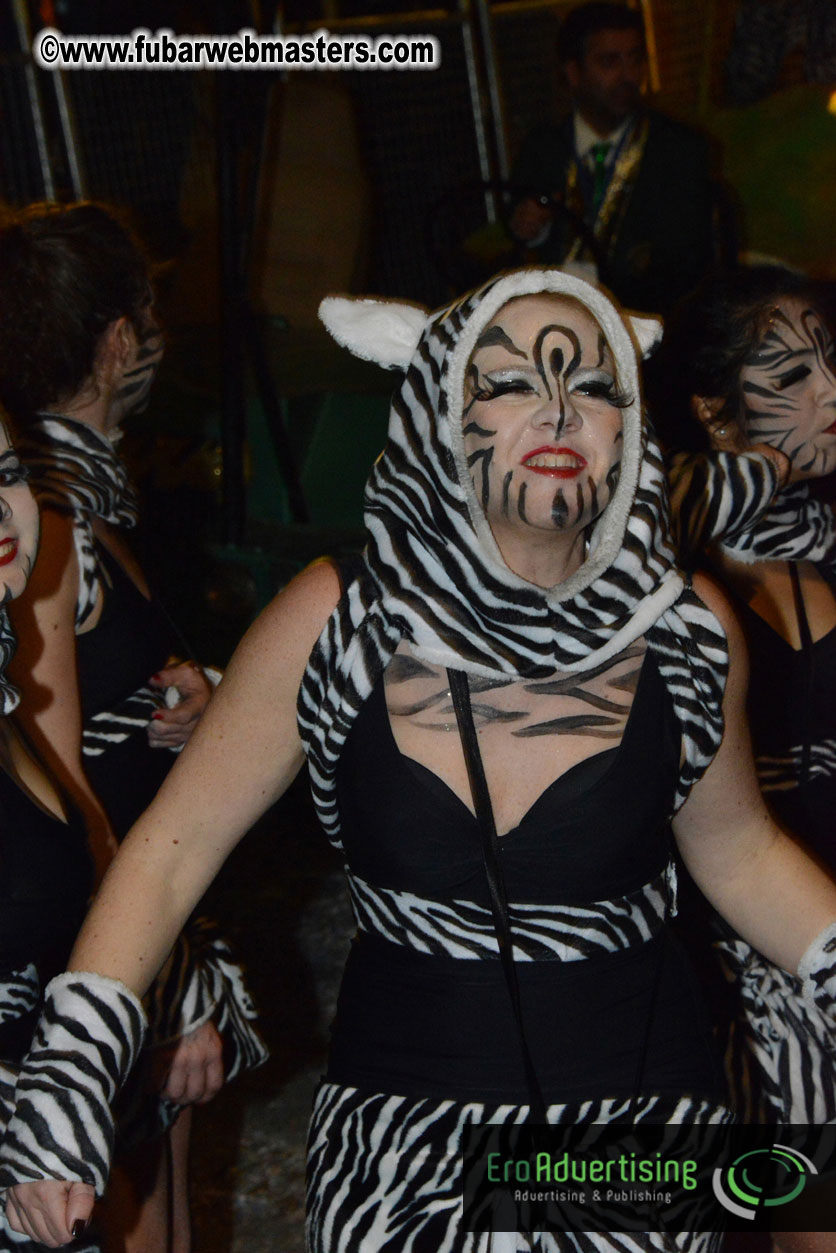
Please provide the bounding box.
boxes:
[510,109,715,315]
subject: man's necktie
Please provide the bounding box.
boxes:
[590,141,612,211]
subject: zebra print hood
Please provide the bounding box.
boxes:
[323,268,683,676]
[304,269,729,839]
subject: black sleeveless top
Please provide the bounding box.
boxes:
[329,650,722,1103]
[76,543,180,837]
[0,767,91,978]
[336,647,681,906]
[738,593,836,868]
[76,542,177,717]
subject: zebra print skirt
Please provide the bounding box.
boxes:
[306,868,727,1251]
[306,1084,727,1252]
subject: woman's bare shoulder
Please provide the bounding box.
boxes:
[691,569,749,701]
[224,557,344,690]
[265,557,342,635]
[691,570,742,642]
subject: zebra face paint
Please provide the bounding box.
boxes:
[740,300,836,480]
[0,421,38,602]
[111,304,164,430]
[463,295,628,551]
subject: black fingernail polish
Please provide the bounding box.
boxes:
[71,1218,87,1239]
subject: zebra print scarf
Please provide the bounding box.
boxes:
[299,269,729,839]
[668,450,835,568]
[18,414,139,630]
[19,414,139,528]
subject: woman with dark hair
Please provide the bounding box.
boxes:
[3,267,836,1252]
[649,266,836,1136]
[0,203,264,1253]
[654,265,836,874]
[0,203,196,856]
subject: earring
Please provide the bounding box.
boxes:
[718,428,727,437]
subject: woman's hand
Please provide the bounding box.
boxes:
[147,661,213,749]
[150,1019,224,1105]
[4,1179,95,1247]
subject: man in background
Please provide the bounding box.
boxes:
[509,1,716,314]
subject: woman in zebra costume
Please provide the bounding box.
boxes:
[0,204,265,1253]
[3,267,836,1251]
[0,417,99,1251]
[650,268,836,1146]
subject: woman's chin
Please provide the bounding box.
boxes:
[490,511,585,544]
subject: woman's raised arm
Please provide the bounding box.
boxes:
[68,556,341,994]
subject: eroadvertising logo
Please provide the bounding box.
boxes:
[712,1144,817,1220]
[461,1123,836,1235]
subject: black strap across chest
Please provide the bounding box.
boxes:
[447,667,549,1124]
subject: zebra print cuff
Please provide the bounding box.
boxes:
[0,972,147,1195]
[145,921,266,1073]
[798,921,836,1020]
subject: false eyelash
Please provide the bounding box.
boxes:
[472,379,535,401]
[575,380,633,408]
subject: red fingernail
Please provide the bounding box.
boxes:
[72,1220,88,1240]
[151,673,162,680]
[152,712,165,720]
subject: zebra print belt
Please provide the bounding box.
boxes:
[346,864,676,961]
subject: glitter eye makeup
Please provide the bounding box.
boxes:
[463,296,624,540]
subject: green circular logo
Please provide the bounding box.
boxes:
[713,1144,816,1220]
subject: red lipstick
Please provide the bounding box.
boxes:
[521,446,587,478]
[0,540,17,567]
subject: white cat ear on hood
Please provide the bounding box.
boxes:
[627,313,663,359]
[318,296,429,371]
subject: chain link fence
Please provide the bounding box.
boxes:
[0,1,742,302]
